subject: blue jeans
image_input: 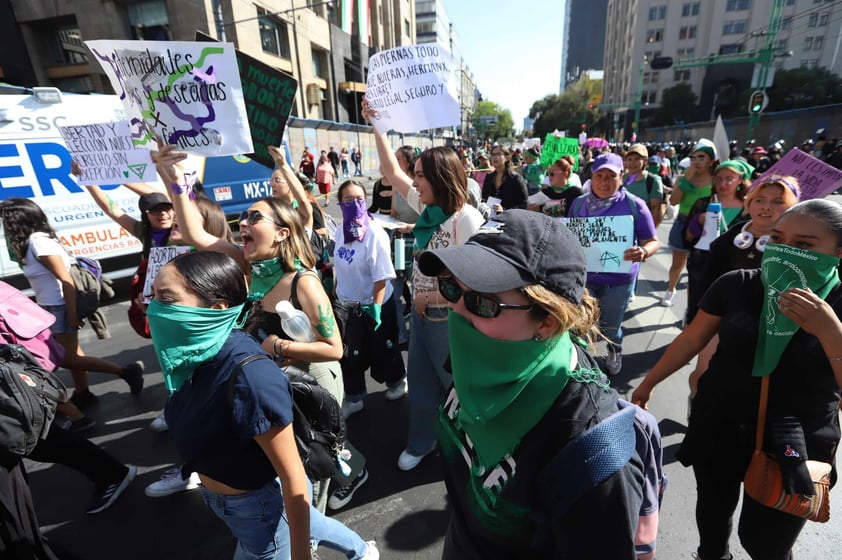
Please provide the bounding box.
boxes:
[586,281,634,351]
[406,307,451,456]
[202,478,368,559]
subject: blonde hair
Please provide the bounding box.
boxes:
[259,197,316,271]
[742,175,800,216]
[523,284,603,348]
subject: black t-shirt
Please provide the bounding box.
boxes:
[538,185,584,218]
[481,171,529,210]
[698,223,759,301]
[368,179,393,214]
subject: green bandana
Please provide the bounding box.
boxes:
[413,205,451,251]
[448,311,574,468]
[248,257,285,301]
[753,243,840,377]
[716,159,754,179]
[146,300,246,392]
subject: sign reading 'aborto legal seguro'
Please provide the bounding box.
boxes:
[366,44,459,134]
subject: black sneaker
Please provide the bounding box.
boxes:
[121,361,145,396]
[328,468,368,510]
[85,465,137,514]
[70,390,99,409]
[69,416,97,433]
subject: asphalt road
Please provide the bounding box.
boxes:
[26,181,842,559]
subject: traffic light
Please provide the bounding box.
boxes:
[749,90,767,114]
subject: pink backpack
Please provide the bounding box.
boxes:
[0,282,65,372]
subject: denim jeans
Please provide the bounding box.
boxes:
[586,280,634,351]
[202,478,368,560]
[406,307,452,456]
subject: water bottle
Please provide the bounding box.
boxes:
[394,234,406,271]
[275,300,317,342]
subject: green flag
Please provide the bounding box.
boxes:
[753,243,840,377]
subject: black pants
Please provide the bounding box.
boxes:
[29,424,127,489]
[693,460,806,560]
[339,298,406,397]
[0,460,59,560]
[685,249,709,325]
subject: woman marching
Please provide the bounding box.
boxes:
[632,199,842,560]
[481,145,529,213]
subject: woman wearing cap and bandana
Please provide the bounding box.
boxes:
[632,199,842,560]
[418,210,648,559]
[663,139,718,308]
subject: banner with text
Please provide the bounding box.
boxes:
[562,215,634,273]
[59,121,157,184]
[366,44,459,133]
[541,134,580,171]
[752,148,842,200]
[142,245,193,302]
[85,40,253,157]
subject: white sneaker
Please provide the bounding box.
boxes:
[144,467,201,497]
[341,399,364,419]
[384,378,408,401]
[149,411,168,432]
[398,449,431,471]
[604,349,622,376]
[661,290,676,307]
[629,292,636,303]
[362,541,379,560]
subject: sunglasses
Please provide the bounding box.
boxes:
[437,276,534,318]
[239,210,284,228]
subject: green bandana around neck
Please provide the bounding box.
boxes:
[753,243,840,377]
[447,311,575,468]
[146,300,246,392]
[413,205,451,251]
[247,257,302,301]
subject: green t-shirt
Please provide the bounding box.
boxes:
[625,172,664,205]
[678,176,712,215]
[722,207,742,231]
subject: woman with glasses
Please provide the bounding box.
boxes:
[362,98,484,472]
[417,210,646,559]
[481,146,529,214]
[526,157,583,218]
[663,139,717,308]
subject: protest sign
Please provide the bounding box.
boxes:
[59,121,157,184]
[562,215,634,273]
[142,245,192,302]
[196,31,297,169]
[752,148,842,200]
[85,40,252,157]
[366,44,459,133]
[541,135,580,171]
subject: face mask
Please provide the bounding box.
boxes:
[146,300,246,392]
[753,243,840,377]
[340,199,370,242]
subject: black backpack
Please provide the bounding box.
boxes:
[0,344,67,458]
[227,354,346,481]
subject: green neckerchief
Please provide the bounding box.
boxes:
[753,243,840,377]
[247,257,303,301]
[448,311,574,469]
[413,205,450,251]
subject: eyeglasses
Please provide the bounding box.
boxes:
[437,276,534,318]
[239,210,284,228]
[146,205,173,214]
[340,195,366,203]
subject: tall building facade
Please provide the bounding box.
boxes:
[561,0,608,91]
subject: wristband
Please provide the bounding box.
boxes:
[170,182,196,201]
[828,356,842,362]
[273,337,283,361]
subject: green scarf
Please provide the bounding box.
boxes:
[247,257,303,301]
[753,243,840,377]
[413,205,450,251]
[448,311,574,468]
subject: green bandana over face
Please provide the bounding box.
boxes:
[447,311,574,468]
[753,243,840,377]
[146,300,246,392]
[413,205,450,251]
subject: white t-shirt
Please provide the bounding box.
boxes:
[333,221,396,304]
[24,232,73,306]
[406,188,485,301]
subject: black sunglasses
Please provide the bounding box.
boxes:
[437,276,534,319]
[239,210,284,228]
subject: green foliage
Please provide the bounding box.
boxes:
[472,100,515,140]
[766,67,842,110]
[527,79,599,139]
[654,83,697,126]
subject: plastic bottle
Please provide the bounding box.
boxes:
[394,234,406,271]
[275,300,317,342]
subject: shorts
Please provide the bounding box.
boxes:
[668,214,690,252]
[41,304,74,335]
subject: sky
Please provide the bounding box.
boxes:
[443,0,565,131]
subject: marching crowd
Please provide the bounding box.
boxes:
[1,99,841,559]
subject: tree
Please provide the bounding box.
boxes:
[654,83,697,126]
[766,67,842,110]
[472,100,514,141]
[527,79,600,139]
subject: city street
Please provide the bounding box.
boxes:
[26,181,842,559]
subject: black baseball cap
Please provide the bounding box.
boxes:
[139,193,172,214]
[418,209,586,304]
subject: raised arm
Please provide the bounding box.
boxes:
[361,97,414,200]
[73,160,142,235]
[268,146,313,230]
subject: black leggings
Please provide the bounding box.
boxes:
[29,424,127,488]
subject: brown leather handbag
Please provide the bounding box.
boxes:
[743,376,832,523]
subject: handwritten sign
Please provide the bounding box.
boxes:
[541,135,580,171]
[85,40,253,156]
[142,245,192,302]
[59,121,156,184]
[196,31,297,169]
[562,215,634,273]
[366,44,459,133]
[752,148,842,200]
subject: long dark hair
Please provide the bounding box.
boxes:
[167,251,247,308]
[417,147,467,214]
[0,198,58,264]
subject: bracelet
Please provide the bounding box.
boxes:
[170,182,196,201]
[828,356,842,361]
[272,337,283,360]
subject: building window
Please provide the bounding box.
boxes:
[650,71,659,83]
[646,28,664,43]
[726,0,751,10]
[674,70,691,81]
[405,18,410,37]
[54,25,87,64]
[808,13,819,27]
[723,20,748,34]
[312,48,327,78]
[805,36,814,50]
[127,0,170,40]
[815,36,824,49]
[677,47,695,58]
[649,6,666,20]
[785,0,795,4]
[781,16,793,30]
[719,43,744,54]
[258,8,291,59]
[819,12,829,25]
[679,25,697,39]
[800,58,819,68]
[776,38,788,49]
[681,2,700,16]
[643,90,657,104]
